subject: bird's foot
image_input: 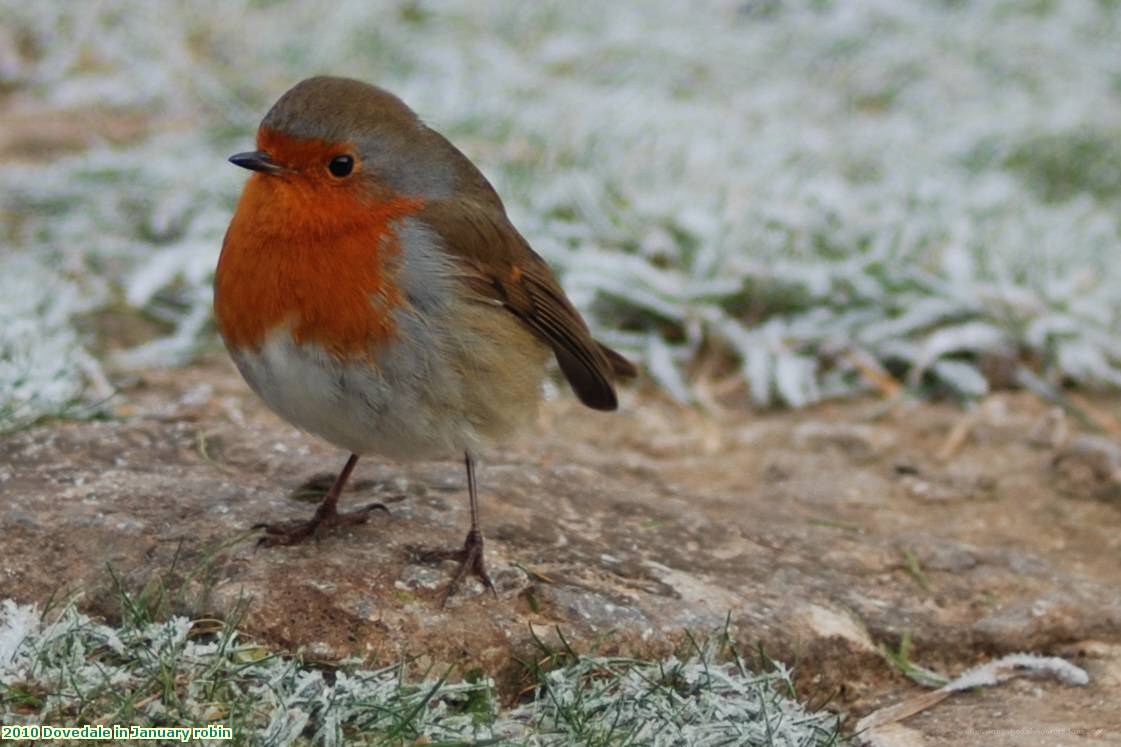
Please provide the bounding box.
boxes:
[254,502,388,547]
[423,529,496,606]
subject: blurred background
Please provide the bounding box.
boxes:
[2,0,1121,433]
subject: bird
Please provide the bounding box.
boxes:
[214,76,635,602]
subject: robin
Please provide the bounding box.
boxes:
[214,76,635,602]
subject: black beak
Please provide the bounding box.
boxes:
[228,150,286,175]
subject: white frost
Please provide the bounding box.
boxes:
[3,0,1121,421]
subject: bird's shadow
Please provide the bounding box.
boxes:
[286,473,415,505]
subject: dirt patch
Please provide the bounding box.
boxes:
[0,97,155,162]
[2,355,1120,742]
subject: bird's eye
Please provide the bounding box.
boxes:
[328,155,354,178]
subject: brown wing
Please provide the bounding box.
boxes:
[419,198,635,411]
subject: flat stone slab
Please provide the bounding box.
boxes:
[2,356,1120,740]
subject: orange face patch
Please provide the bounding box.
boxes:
[215,130,425,358]
[256,128,355,178]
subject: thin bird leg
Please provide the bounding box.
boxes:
[439,452,497,605]
[255,453,387,547]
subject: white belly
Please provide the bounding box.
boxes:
[229,302,549,460]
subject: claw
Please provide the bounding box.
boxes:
[437,529,495,607]
[357,502,390,515]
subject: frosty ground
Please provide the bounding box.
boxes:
[3,0,1121,428]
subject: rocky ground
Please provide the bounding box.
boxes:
[2,356,1120,744]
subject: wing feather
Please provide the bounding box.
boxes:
[419,199,633,411]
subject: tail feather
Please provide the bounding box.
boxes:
[596,341,638,380]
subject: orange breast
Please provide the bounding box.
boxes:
[214,172,425,358]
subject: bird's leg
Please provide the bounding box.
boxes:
[255,454,387,546]
[436,453,496,605]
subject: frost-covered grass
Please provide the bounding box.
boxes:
[2,0,1121,427]
[0,257,112,434]
[0,599,844,746]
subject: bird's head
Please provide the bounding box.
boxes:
[229,76,457,204]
